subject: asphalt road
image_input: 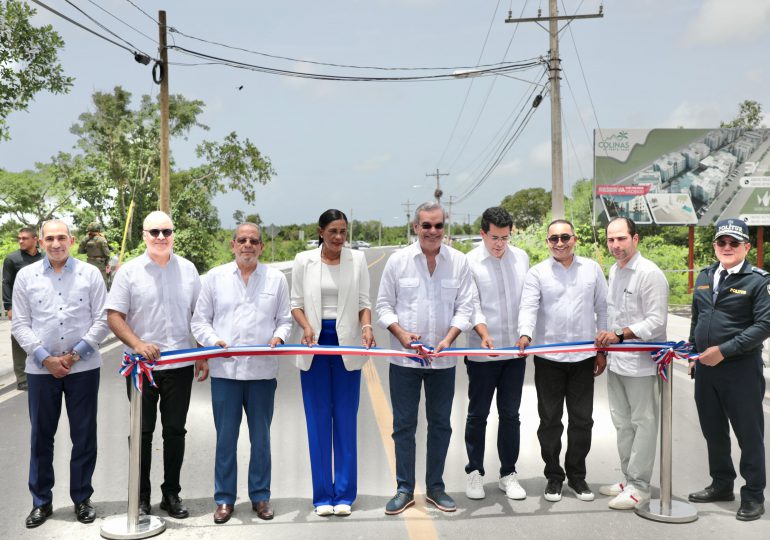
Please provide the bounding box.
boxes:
[0,246,768,539]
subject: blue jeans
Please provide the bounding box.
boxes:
[464,357,526,477]
[211,377,276,504]
[389,363,455,494]
[300,319,361,506]
[28,368,100,507]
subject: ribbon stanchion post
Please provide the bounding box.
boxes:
[636,344,698,523]
[101,356,166,539]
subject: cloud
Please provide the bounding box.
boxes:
[282,62,339,98]
[490,158,523,178]
[530,140,552,166]
[665,101,722,128]
[352,153,391,172]
[684,0,770,45]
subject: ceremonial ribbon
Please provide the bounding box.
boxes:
[120,340,695,392]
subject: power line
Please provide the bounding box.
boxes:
[62,0,151,56]
[28,0,146,58]
[168,45,544,82]
[123,0,159,25]
[84,0,157,45]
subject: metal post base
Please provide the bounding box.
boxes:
[635,499,698,523]
[100,514,166,539]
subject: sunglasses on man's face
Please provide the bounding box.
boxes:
[236,237,262,245]
[547,233,574,244]
[144,228,174,238]
[714,239,743,249]
[420,222,444,230]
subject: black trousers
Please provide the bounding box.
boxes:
[694,353,766,503]
[533,355,595,483]
[464,357,526,477]
[126,365,194,501]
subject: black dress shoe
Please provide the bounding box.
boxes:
[736,501,765,521]
[160,494,189,519]
[139,499,151,516]
[75,499,96,523]
[25,504,53,528]
[688,485,735,503]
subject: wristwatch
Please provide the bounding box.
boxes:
[614,328,624,343]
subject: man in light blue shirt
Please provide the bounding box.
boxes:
[12,220,109,529]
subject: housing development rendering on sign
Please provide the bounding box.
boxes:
[593,128,770,226]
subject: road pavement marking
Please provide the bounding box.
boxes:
[363,251,439,540]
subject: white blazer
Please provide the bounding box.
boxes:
[291,247,371,371]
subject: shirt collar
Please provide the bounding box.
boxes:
[42,256,75,273]
[621,251,641,271]
[480,242,507,262]
[409,241,450,261]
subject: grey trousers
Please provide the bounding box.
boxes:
[607,370,660,491]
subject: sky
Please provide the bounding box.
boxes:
[3,0,770,229]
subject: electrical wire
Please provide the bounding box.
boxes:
[123,0,159,25]
[83,0,157,45]
[28,0,142,57]
[168,45,544,82]
[561,67,593,148]
[62,0,151,57]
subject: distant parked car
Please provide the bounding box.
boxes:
[306,239,319,249]
[351,240,371,249]
[470,236,483,245]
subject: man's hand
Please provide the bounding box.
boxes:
[698,346,724,366]
[6,308,11,321]
[195,359,209,382]
[480,336,494,349]
[594,352,607,377]
[214,340,231,358]
[43,355,71,378]
[301,326,317,347]
[362,327,376,349]
[269,337,283,349]
[595,330,619,348]
[395,329,421,350]
[133,341,161,361]
[515,335,531,353]
[434,338,453,354]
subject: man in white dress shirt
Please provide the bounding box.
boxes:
[464,207,530,501]
[517,219,608,503]
[12,220,110,528]
[106,211,202,519]
[191,222,292,524]
[376,202,475,515]
[595,217,668,510]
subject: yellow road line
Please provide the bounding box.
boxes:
[363,250,439,540]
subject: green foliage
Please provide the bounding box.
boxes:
[0,0,73,141]
[720,100,764,129]
[0,165,76,227]
[500,188,551,230]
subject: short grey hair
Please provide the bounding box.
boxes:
[413,202,446,226]
[40,219,71,237]
[232,222,261,241]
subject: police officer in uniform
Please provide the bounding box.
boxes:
[688,218,770,521]
[78,222,111,285]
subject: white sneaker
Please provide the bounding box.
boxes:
[315,505,334,516]
[499,473,527,500]
[466,470,485,499]
[333,504,351,516]
[608,484,649,510]
[599,481,625,497]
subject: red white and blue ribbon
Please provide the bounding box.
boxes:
[121,340,695,392]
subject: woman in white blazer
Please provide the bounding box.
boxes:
[291,209,374,517]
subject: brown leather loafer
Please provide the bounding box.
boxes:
[213,503,234,524]
[252,500,274,520]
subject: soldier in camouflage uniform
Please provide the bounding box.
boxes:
[78,222,112,286]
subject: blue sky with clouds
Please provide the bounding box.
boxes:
[3,0,770,227]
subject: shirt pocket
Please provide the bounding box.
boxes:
[398,277,420,302]
[441,278,460,303]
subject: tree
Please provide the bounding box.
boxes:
[720,100,764,129]
[500,187,551,230]
[0,164,76,227]
[0,0,73,141]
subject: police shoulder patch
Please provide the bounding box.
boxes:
[752,266,769,277]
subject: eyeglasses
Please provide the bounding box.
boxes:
[236,237,262,245]
[420,222,445,230]
[547,233,574,244]
[714,239,743,248]
[488,235,510,244]
[144,228,174,238]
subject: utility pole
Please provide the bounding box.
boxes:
[158,10,170,214]
[447,195,455,243]
[506,1,603,219]
[402,199,413,244]
[426,168,449,205]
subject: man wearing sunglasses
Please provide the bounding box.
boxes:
[106,211,203,519]
[517,219,608,503]
[191,222,292,524]
[376,202,474,515]
[688,218,770,522]
[594,217,668,510]
[463,207,530,502]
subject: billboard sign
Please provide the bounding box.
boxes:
[594,128,770,226]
